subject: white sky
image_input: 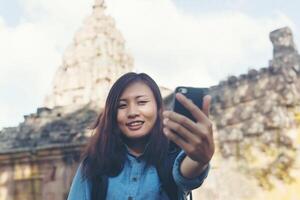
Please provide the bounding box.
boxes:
[0,0,299,129]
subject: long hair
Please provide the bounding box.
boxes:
[81,72,170,199]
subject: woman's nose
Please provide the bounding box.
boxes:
[127,105,139,118]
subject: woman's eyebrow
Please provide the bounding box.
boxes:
[135,94,149,99]
[136,95,148,99]
[118,99,127,102]
[119,95,149,101]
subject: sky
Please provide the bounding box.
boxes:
[0,0,300,129]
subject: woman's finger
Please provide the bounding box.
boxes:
[175,93,210,124]
[163,118,201,144]
[163,110,210,139]
[163,110,198,133]
[202,95,211,117]
[163,127,192,152]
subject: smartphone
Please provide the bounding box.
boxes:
[173,86,209,122]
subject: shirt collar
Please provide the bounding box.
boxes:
[124,142,151,159]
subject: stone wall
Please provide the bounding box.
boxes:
[192,27,300,199]
[0,144,82,200]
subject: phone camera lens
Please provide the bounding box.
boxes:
[178,88,187,94]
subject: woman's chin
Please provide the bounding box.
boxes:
[123,131,150,141]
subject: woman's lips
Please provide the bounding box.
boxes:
[126,121,144,131]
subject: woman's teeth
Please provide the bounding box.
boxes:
[128,121,143,126]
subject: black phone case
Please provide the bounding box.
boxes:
[173,87,209,122]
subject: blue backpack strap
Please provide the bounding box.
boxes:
[157,149,181,200]
[157,149,193,200]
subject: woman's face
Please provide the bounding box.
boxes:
[117,81,158,140]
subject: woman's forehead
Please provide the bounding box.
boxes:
[119,82,154,99]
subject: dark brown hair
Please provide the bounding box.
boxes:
[81,72,169,199]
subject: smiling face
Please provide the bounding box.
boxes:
[117,81,158,141]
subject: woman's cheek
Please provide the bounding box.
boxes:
[117,110,126,124]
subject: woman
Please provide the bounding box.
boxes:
[67,72,214,200]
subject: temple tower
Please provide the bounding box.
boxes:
[44,0,134,108]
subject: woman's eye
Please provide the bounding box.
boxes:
[118,104,127,109]
[138,101,148,105]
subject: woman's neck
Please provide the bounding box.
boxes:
[123,137,149,157]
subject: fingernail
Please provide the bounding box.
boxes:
[176,92,185,99]
[204,95,212,101]
[163,111,169,117]
[163,118,168,125]
[163,128,169,136]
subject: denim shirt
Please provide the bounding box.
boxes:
[67,151,209,200]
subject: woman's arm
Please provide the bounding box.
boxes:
[163,93,214,178]
[172,150,210,192]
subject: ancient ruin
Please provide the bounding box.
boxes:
[44,0,134,109]
[1,0,300,199]
[193,26,300,199]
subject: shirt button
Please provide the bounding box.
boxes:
[128,197,133,200]
[132,177,137,182]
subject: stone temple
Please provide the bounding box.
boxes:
[1,1,300,200]
[44,0,134,109]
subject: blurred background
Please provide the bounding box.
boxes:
[1,0,300,199]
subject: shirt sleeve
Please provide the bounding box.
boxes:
[172,150,210,192]
[67,164,91,200]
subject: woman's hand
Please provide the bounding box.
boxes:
[163,93,214,167]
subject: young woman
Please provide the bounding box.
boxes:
[67,72,214,200]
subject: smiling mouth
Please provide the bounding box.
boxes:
[126,121,144,130]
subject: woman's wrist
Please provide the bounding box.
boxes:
[180,156,209,179]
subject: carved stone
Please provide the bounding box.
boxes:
[44,0,133,109]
